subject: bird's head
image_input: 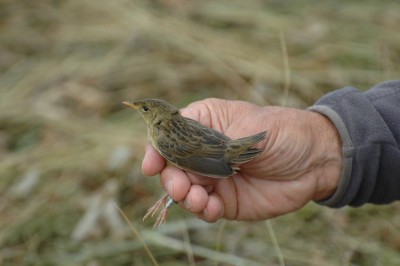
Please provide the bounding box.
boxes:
[123,99,179,126]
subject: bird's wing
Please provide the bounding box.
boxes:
[161,117,230,158]
[174,156,234,178]
[155,117,237,177]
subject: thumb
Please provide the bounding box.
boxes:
[180,98,229,130]
[180,100,212,127]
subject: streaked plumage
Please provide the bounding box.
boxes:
[123,98,267,227]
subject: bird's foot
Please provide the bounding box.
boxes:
[143,194,176,228]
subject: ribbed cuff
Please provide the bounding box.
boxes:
[307,105,354,207]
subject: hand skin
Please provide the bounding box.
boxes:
[142,98,343,223]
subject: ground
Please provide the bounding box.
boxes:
[0,1,399,265]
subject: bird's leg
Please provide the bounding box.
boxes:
[143,194,169,220]
[153,196,175,228]
[143,194,176,228]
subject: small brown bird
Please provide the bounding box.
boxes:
[123,99,267,227]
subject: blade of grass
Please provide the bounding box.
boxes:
[214,220,227,266]
[265,220,285,266]
[114,203,159,266]
[181,220,196,266]
[279,31,291,107]
[147,229,263,266]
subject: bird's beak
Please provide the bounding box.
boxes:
[122,101,138,109]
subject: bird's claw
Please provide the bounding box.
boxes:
[143,194,176,228]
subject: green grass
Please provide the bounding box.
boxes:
[1,0,399,265]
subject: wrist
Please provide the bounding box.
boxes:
[307,111,343,201]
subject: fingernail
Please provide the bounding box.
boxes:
[203,208,209,218]
[141,152,149,171]
[141,144,151,172]
[204,185,214,193]
[184,197,192,210]
[165,179,173,197]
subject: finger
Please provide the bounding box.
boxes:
[214,177,238,219]
[181,100,212,127]
[197,193,224,223]
[180,184,208,213]
[160,165,191,202]
[186,172,216,186]
[142,144,166,176]
[181,98,228,134]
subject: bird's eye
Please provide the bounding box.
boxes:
[142,106,149,112]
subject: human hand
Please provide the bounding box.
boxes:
[142,98,342,222]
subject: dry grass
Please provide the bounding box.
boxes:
[0,0,400,265]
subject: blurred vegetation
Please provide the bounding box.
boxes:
[0,0,399,265]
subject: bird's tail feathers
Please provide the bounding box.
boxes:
[226,131,267,164]
[235,131,267,145]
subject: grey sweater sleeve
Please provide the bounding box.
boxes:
[308,80,400,208]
